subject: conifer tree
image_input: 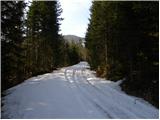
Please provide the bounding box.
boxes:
[85,1,159,107]
[25,1,62,75]
[1,1,25,90]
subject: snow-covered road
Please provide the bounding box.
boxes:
[2,62,159,119]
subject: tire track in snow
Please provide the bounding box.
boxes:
[73,69,140,119]
[64,68,108,118]
[81,72,156,118]
[70,70,114,118]
[64,68,111,118]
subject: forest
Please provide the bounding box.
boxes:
[2,1,84,91]
[85,1,159,107]
[1,0,159,109]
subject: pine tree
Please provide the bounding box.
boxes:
[85,1,159,107]
[1,1,25,90]
[24,1,62,76]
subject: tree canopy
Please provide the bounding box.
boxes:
[85,1,159,107]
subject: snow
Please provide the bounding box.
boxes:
[2,61,159,119]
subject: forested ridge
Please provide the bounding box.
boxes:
[1,1,159,109]
[85,1,159,107]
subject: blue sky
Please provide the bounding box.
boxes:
[59,0,92,38]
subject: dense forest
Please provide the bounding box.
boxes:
[1,1,159,109]
[85,1,159,107]
[1,1,83,91]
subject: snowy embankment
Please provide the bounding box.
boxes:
[2,62,159,119]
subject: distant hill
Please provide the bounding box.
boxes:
[63,35,85,47]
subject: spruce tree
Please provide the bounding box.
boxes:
[25,1,62,76]
[1,1,25,90]
[85,1,159,107]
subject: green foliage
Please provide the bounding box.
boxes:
[68,45,80,65]
[85,1,159,107]
[24,1,62,76]
[1,1,26,90]
[58,37,83,67]
[1,1,64,91]
[2,1,82,91]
